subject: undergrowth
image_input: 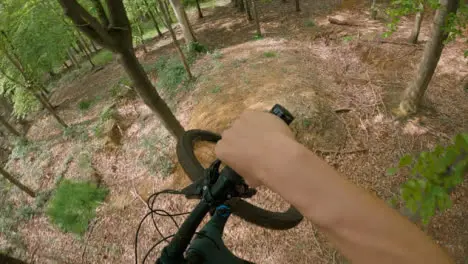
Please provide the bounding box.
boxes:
[139,133,174,178]
[388,133,468,225]
[47,180,108,235]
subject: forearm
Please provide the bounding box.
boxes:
[255,135,452,264]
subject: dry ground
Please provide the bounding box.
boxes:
[2,0,467,263]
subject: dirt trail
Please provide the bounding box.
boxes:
[4,0,467,263]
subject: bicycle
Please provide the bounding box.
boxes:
[135,104,303,264]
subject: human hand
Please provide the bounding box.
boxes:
[215,110,295,186]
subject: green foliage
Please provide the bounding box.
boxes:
[78,100,93,111]
[209,49,223,60]
[93,105,117,137]
[342,36,354,43]
[263,51,277,58]
[139,133,174,177]
[305,19,316,27]
[62,124,89,141]
[11,88,40,119]
[10,138,36,159]
[150,56,191,96]
[390,133,468,225]
[187,42,208,54]
[47,180,108,235]
[109,78,135,100]
[92,50,114,66]
[211,86,222,93]
[253,34,264,40]
[385,0,468,42]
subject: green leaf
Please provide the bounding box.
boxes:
[386,167,398,176]
[399,154,413,168]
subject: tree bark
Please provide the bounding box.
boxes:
[36,92,68,128]
[399,0,460,115]
[78,37,96,68]
[195,0,204,18]
[0,253,28,264]
[295,0,300,12]
[168,0,197,43]
[67,48,81,69]
[252,0,261,37]
[119,49,184,138]
[408,3,424,44]
[371,0,377,19]
[143,0,163,37]
[239,0,245,12]
[0,114,21,137]
[0,167,36,197]
[158,0,193,79]
[245,0,253,21]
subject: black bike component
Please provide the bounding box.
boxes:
[177,105,303,230]
[185,205,254,264]
[158,165,249,263]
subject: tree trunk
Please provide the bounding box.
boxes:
[371,0,377,19]
[35,92,67,128]
[158,0,193,79]
[195,0,204,18]
[144,0,164,38]
[245,0,253,21]
[119,49,184,138]
[0,253,28,264]
[252,0,261,37]
[77,32,96,66]
[0,167,36,197]
[408,4,424,44]
[78,38,95,68]
[234,0,239,8]
[399,0,460,115]
[295,0,300,12]
[239,0,245,12]
[168,0,197,43]
[0,114,21,137]
[136,24,148,53]
[67,48,80,69]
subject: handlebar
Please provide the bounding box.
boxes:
[156,105,294,264]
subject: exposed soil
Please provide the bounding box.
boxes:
[2,0,467,263]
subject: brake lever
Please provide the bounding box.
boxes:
[181,160,222,199]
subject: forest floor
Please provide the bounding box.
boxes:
[2,0,467,263]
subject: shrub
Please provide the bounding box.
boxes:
[388,133,468,225]
[305,19,316,27]
[47,180,108,235]
[263,51,277,58]
[92,50,114,66]
[78,100,93,111]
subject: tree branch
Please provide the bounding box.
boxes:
[58,0,116,50]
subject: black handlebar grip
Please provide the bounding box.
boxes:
[269,104,294,125]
